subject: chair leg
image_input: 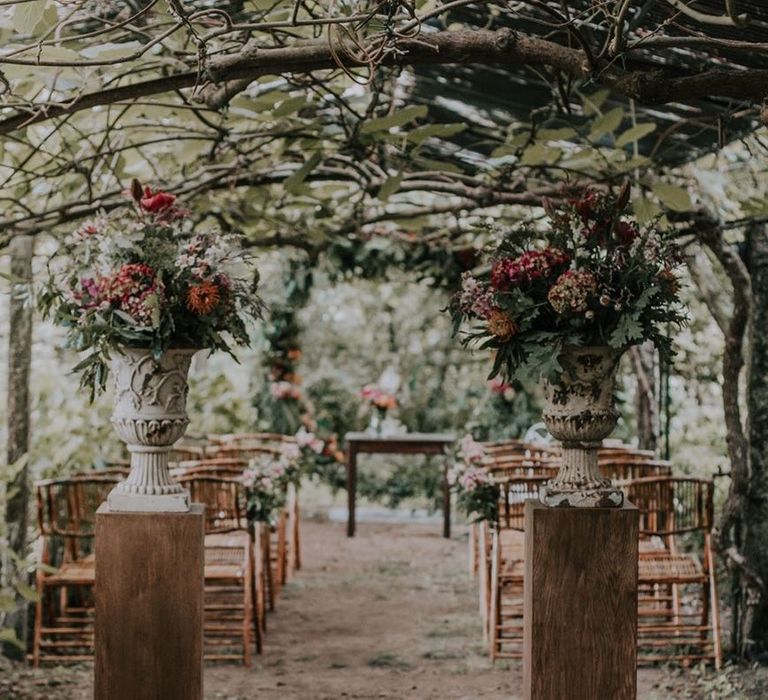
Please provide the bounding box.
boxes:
[242,573,252,668]
[32,576,45,667]
[292,492,301,571]
[489,531,500,661]
[264,528,275,613]
[255,524,267,633]
[250,538,262,655]
[479,525,489,641]
[707,541,723,669]
[469,522,477,578]
[277,510,288,585]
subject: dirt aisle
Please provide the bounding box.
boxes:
[207,520,518,699]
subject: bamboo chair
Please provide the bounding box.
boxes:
[469,444,558,578]
[206,441,301,580]
[175,474,262,665]
[624,476,722,668]
[487,474,551,660]
[175,457,291,603]
[32,475,121,665]
[171,461,274,624]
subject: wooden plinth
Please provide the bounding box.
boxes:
[95,504,204,700]
[523,500,639,700]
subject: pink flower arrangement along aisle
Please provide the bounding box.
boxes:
[451,184,686,507]
[40,180,264,512]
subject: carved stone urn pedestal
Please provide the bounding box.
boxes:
[540,346,625,508]
[107,347,197,513]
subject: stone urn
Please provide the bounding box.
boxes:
[107,347,197,512]
[540,346,625,508]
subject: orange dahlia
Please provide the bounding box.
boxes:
[186,279,220,315]
[487,309,518,340]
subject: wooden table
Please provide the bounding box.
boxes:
[345,432,456,539]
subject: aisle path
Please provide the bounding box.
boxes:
[207,520,518,699]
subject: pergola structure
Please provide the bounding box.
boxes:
[2,0,768,670]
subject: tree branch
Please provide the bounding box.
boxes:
[2,28,768,135]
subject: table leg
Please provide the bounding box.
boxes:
[442,459,451,539]
[347,445,357,538]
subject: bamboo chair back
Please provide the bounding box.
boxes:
[206,443,283,461]
[624,476,714,537]
[495,475,550,531]
[600,460,673,482]
[168,444,207,462]
[35,476,121,561]
[175,475,248,534]
[208,432,296,446]
[74,467,130,478]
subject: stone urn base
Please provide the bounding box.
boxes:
[107,347,196,513]
[540,346,625,509]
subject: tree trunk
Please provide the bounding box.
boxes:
[745,223,768,655]
[630,342,658,453]
[3,235,34,656]
[700,226,754,657]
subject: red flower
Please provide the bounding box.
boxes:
[615,220,638,245]
[492,248,570,289]
[140,186,176,214]
[572,192,600,224]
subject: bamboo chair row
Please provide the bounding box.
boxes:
[472,440,721,668]
[31,431,303,667]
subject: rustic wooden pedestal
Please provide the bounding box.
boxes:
[94,504,204,700]
[523,500,639,700]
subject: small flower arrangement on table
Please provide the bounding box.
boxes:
[361,384,397,435]
[452,184,685,381]
[447,435,498,524]
[40,179,264,397]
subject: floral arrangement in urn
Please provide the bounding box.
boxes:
[40,179,263,397]
[453,184,684,382]
[40,181,264,512]
[451,185,685,508]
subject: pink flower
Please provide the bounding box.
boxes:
[458,272,496,318]
[460,434,485,463]
[295,427,316,448]
[281,443,302,462]
[458,467,488,493]
[72,220,103,241]
[270,381,301,400]
[361,385,396,409]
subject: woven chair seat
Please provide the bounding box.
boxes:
[45,556,95,585]
[639,537,667,555]
[639,553,704,583]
